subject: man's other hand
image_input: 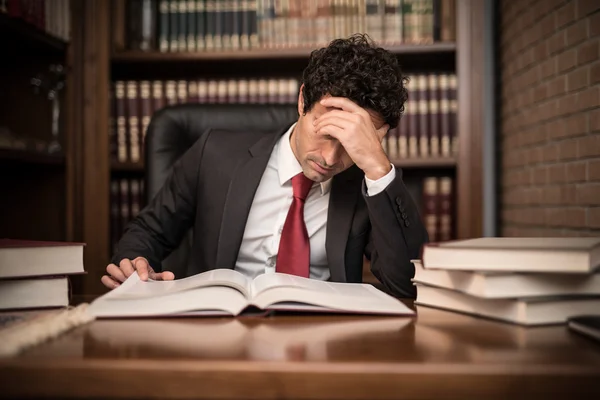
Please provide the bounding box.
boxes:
[101,257,175,289]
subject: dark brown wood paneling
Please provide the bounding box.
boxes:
[80,0,111,295]
[111,0,126,52]
[456,0,484,239]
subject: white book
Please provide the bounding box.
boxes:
[0,277,69,310]
[411,260,600,299]
[414,284,600,326]
[87,269,415,318]
[421,237,600,273]
[0,239,85,279]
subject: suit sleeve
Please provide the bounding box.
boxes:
[362,167,429,298]
[111,135,208,271]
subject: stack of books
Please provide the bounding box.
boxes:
[412,237,600,326]
[0,239,86,311]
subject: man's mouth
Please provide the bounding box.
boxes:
[310,160,333,175]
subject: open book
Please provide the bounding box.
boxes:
[87,269,415,318]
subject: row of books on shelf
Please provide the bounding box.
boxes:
[110,78,300,163]
[0,0,71,41]
[110,72,457,165]
[384,72,457,160]
[126,0,453,52]
[413,237,600,326]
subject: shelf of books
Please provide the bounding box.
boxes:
[0,3,73,248]
[109,0,458,261]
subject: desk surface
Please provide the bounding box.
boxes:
[1,300,599,400]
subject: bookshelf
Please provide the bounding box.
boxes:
[70,0,486,295]
[0,3,73,252]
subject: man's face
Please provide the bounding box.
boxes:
[290,86,386,183]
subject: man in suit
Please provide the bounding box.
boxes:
[102,34,428,298]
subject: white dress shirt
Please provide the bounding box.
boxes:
[235,122,396,281]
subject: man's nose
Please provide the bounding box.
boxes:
[322,141,342,167]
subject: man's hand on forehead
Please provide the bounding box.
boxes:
[313,97,391,181]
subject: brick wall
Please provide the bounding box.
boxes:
[500,0,600,236]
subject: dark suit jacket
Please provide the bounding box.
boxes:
[112,125,428,298]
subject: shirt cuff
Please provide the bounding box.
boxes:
[365,164,396,196]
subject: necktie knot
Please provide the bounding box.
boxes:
[292,173,313,201]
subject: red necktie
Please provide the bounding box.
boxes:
[276,172,314,277]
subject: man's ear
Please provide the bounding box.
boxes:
[376,124,390,142]
[297,84,305,115]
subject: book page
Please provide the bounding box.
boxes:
[106,269,251,300]
[250,273,378,298]
[88,273,249,318]
[249,273,414,316]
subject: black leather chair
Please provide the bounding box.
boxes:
[143,103,298,278]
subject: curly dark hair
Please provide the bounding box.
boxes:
[301,34,408,129]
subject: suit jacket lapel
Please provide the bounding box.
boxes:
[326,166,361,282]
[215,131,282,269]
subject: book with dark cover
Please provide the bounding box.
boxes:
[158,0,170,51]
[186,0,197,51]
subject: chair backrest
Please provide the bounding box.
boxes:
[143,103,298,277]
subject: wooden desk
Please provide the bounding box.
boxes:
[1,301,599,399]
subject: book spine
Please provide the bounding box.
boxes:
[423,177,438,242]
[187,0,197,51]
[198,79,208,103]
[165,80,177,104]
[188,80,199,102]
[158,0,170,52]
[169,0,179,51]
[178,0,187,51]
[115,81,128,163]
[139,81,152,149]
[418,74,429,158]
[438,176,453,241]
[196,0,205,50]
[152,80,166,113]
[439,73,450,157]
[428,73,440,157]
[126,81,141,163]
[177,80,188,103]
[449,73,458,156]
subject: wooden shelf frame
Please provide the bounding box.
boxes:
[0,12,67,53]
[111,161,144,172]
[112,43,457,63]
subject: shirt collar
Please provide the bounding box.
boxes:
[277,122,332,196]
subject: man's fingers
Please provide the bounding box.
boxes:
[314,115,353,133]
[107,263,127,282]
[133,257,151,281]
[101,275,121,289]
[315,124,345,140]
[150,271,175,281]
[119,258,135,276]
[319,97,364,114]
[119,259,135,277]
[314,109,360,125]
